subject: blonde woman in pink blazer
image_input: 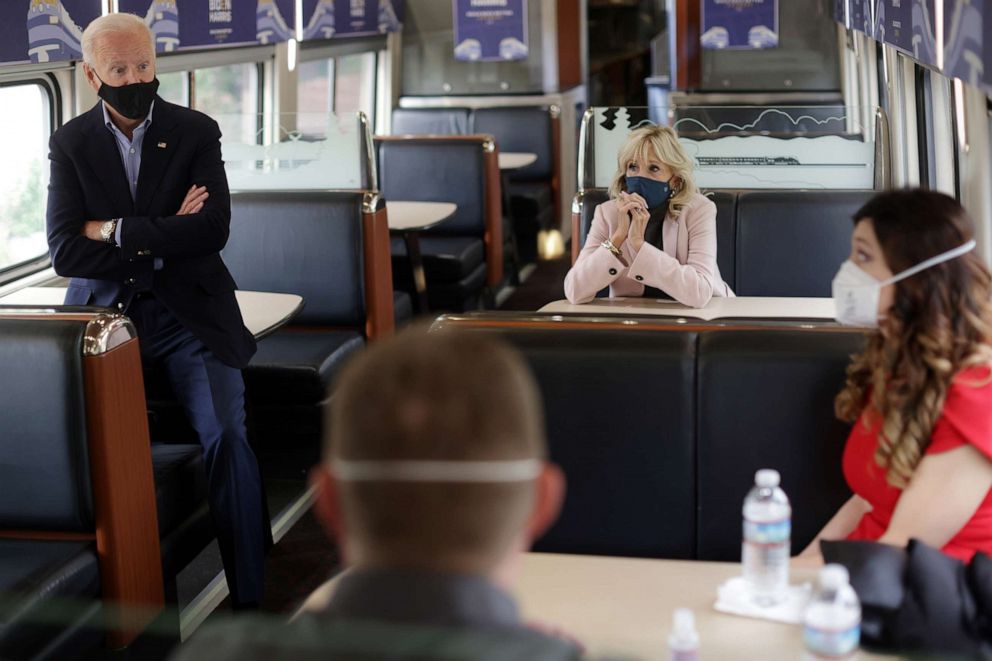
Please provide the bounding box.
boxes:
[564,125,734,308]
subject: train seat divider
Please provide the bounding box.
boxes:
[0,310,215,658]
[392,105,561,266]
[223,191,395,437]
[433,316,864,561]
[376,135,503,311]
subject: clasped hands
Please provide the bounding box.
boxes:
[82,184,209,240]
[610,191,650,254]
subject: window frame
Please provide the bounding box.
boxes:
[0,74,61,285]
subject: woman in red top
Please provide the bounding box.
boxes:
[801,189,992,564]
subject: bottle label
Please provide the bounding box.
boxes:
[744,518,791,544]
[803,623,860,657]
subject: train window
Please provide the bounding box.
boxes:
[193,63,262,144]
[158,71,189,106]
[0,81,52,274]
[297,58,334,135]
[334,52,376,121]
[297,52,377,126]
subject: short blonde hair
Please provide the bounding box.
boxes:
[327,326,546,570]
[608,125,698,218]
[81,13,153,66]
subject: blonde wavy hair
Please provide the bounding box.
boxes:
[835,190,992,488]
[608,125,698,218]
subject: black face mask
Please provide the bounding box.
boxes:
[96,75,159,120]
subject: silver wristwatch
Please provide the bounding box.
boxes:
[100,218,120,244]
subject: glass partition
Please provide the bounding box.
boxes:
[218,112,369,191]
[581,106,877,190]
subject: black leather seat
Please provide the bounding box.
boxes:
[472,107,558,263]
[695,329,863,560]
[444,317,869,563]
[0,539,102,661]
[392,107,471,135]
[377,137,497,311]
[467,326,698,559]
[151,444,213,587]
[244,331,366,405]
[735,191,873,296]
[225,192,372,413]
[707,191,737,292]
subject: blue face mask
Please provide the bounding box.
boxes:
[625,176,674,210]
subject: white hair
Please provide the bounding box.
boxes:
[81,13,154,65]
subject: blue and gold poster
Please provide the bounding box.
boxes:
[0,0,102,65]
[453,0,528,62]
[701,0,779,50]
[943,0,986,88]
[301,0,403,41]
[118,0,294,52]
[878,0,937,66]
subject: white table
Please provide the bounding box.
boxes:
[0,286,303,340]
[384,200,459,314]
[539,296,838,322]
[384,201,457,232]
[297,554,899,660]
[498,151,538,170]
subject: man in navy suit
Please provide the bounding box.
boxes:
[46,13,265,608]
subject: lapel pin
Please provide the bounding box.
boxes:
[157,142,167,149]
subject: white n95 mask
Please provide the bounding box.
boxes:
[832,239,977,327]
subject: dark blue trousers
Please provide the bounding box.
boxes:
[129,295,265,605]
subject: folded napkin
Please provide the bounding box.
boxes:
[714,576,812,624]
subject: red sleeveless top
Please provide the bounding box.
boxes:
[843,366,992,561]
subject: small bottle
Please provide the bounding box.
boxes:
[742,468,791,606]
[667,608,699,661]
[803,564,861,658]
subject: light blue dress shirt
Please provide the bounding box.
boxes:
[103,101,163,269]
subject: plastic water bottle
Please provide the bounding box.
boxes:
[667,608,699,661]
[742,468,791,606]
[803,564,861,658]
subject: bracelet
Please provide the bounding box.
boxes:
[601,238,621,257]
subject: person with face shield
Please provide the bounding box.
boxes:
[45,13,266,608]
[799,189,992,565]
[563,125,733,308]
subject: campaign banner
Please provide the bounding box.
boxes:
[301,0,403,41]
[119,0,294,53]
[878,0,937,66]
[0,0,102,65]
[834,0,849,27]
[943,0,986,88]
[700,0,779,50]
[452,0,529,62]
[849,0,873,35]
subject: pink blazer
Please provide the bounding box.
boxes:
[564,193,734,307]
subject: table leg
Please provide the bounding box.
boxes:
[500,172,522,285]
[404,232,430,313]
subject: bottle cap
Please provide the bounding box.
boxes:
[755,469,780,488]
[673,607,695,631]
[820,564,849,590]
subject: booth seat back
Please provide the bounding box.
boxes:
[436,316,864,561]
[226,191,394,339]
[734,191,873,297]
[392,107,471,135]
[0,311,165,649]
[695,329,862,560]
[572,189,873,297]
[376,136,503,286]
[471,106,556,182]
[468,327,697,559]
[0,319,93,531]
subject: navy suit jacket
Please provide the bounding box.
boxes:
[46,98,256,369]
